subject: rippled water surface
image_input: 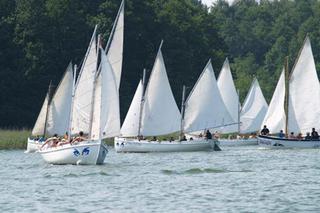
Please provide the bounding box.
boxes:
[1,146,320,212]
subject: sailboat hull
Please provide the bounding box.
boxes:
[39,140,108,165]
[218,138,258,147]
[114,137,219,152]
[25,138,44,153]
[258,135,320,148]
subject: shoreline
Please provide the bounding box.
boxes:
[0,130,30,150]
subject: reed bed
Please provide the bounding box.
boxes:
[0,129,30,149]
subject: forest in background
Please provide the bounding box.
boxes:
[1,0,319,128]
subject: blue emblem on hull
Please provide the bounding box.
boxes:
[82,147,90,156]
[73,147,90,157]
[73,149,80,157]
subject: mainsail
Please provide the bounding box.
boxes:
[106,0,124,90]
[91,48,120,140]
[46,63,73,136]
[240,78,268,133]
[261,69,286,134]
[120,80,143,137]
[183,59,233,133]
[287,36,320,134]
[140,42,181,136]
[71,26,98,135]
[217,58,239,133]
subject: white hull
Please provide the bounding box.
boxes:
[39,140,108,165]
[25,138,44,153]
[218,138,258,147]
[114,137,220,153]
[258,135,320,149]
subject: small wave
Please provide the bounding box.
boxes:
[161,169,179,175]
[63,171,111,177]
[98,171,109,176]
[161,168,228,175]
[64,173,78,177]
[185,168,226,174]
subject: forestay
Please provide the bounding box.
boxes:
[71,26,98,135]
[91,48,120,140]
[288,36,320,134]
[120,80,143,137]
[106,0,124,90]
[183,60,233,133]
[46,63,73,136]
[140,43,181,136]
[217,58,239,133]
[240,78,268,133]
[261,69,286,134]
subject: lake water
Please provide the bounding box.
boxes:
[1,146,320,212]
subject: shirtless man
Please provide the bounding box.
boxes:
[71,131,86,144]
[40,134,59,149]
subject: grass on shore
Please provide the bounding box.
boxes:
[0,129,30,150]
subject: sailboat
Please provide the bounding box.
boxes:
[115,43,220,152]
[39,1,123,163]
[39,26,120,164]
[216,58,239,134]
[220,77,268,146]
[258,36,320,148]
[216,59,267,146]
[26,63,74,153]
[240,78,268,133]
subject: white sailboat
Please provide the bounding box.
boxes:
[39,25,120,164]
[217,58,239,134]
[215,58,258,146]
[240,77,268,133]
[115,43,221,152]
[220,77,268,146]
[259,36,320,148]
[26,63,74,153]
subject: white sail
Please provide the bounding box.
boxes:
[217,58,239,133]
[183,60,234,133]
[46,63,73,136]
[91,48,120,140]
[288,36,320,134]
[106,0,124,90]
[140,43,181,136]
[120,80,143,137]
[261,69,286,134]
[240,78,268,133]
[32,94,49,136]
[71,26,98,135]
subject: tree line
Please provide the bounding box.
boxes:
[0,0,319,128]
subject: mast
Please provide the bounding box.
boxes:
[237,89,241,134]
[43,81,54,137]
[138,68,146,136]
[105,0,124,53]
[284,56,289,136]
[88,35,101,139]
[180,85,186,139]
[68,64,77,141]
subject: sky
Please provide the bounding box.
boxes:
[201,0,235,6]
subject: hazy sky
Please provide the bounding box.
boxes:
[201,0,235,6]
